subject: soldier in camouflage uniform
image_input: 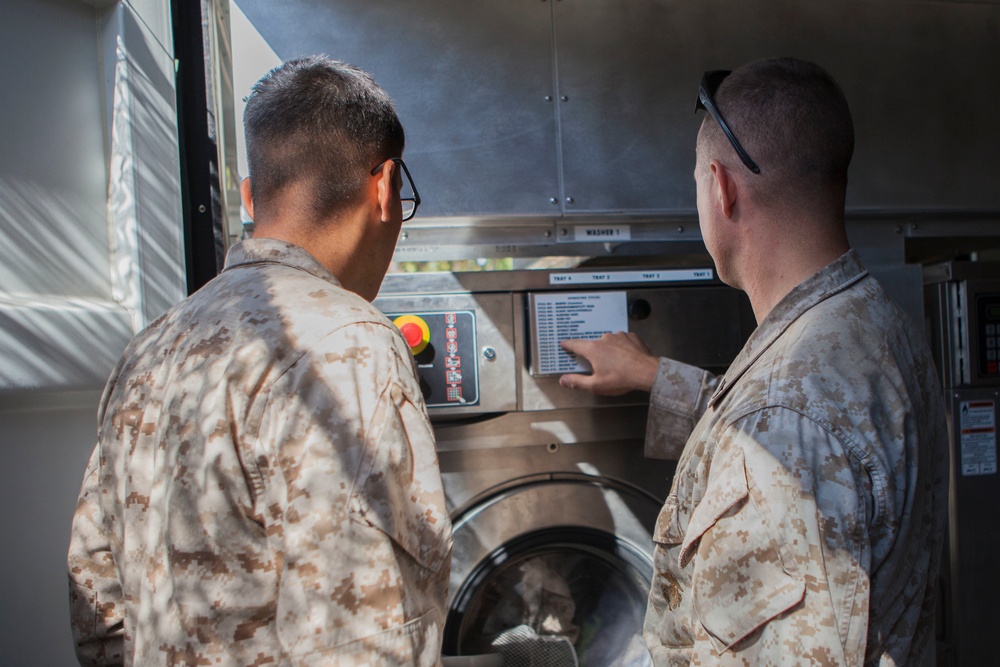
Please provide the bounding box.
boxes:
[561,58,947,666]
[68,56,452,666]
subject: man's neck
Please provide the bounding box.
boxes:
[739,223,850,324]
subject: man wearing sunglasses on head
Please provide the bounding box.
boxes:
[560,57,946,666]
[68,56,450,666]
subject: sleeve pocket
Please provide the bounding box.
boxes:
[682,448,805,653]
[350,388,451,575]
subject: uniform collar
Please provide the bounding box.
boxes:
[222,237,343,287]
[709,248,868,408]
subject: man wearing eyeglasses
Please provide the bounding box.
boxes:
[67,56,450,666]
[561,57,946,666]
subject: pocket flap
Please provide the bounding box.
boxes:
[679,447,750,567]
[351,390,451,574]
[652,495,684,546]
[686,447,805,653]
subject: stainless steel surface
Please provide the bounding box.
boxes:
[234,0,559,219]
[923,263,1000,667]
[373,269,735,663]
[232,0,1000,221]
[376,268,753,416]
[517,286,752,411]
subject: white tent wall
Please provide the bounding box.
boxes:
[0,1,184,664]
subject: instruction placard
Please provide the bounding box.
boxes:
[959,399,997,476]
[530,291,628,376]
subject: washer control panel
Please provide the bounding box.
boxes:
[388,311,480,408]
[977,294,1000,377]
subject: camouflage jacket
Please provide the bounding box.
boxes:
[68,238,452,666]
[642,250,947,666]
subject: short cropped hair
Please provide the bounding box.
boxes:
[243,56,405,220]
[701,57,854,209]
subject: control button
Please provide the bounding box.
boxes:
[987,336,997,350]
[400,323,423,347]
[988,361,998,374]
[987,324,997,336]
[988,350,998,361]
[392,315,431,355]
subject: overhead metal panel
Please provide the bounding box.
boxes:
[555,0,1000,214]
[233,0,1000,220]
[234,0,561,218]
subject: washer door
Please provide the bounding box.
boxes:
[443,473,661,666]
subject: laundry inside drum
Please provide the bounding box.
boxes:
[452,531,653,667]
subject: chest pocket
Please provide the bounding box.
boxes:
[680,447,805,654]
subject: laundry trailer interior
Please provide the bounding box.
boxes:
[1,0,999,665]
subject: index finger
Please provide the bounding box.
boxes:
[559,338,591,356]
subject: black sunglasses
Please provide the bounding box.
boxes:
[695,70,761,174]
[370,157,421,221]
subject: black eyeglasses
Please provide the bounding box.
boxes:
[695,70,761,174]
[371,157,421,221]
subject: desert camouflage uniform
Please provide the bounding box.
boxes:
[68,238,452,666]
[642,250,947,666]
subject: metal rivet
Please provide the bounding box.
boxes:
[482,347,497,361]
[544,230,552,237]
[544,95,552,102]
[198,204,206,213]
[401,231,408,240]
[677,226,685,233]
[547,442,559,453]
[549,197,558,204]
[560,95,569,102]
[565,196,574,204]
[560,228,569,236]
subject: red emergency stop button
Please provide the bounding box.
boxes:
[400,323,423,347]
[392,315,431,355]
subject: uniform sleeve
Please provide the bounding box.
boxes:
[254,323,451,667]
[683,408,869,665]
[645,357,719,459]
[67,445,125,667]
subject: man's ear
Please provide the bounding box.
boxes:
[709,160,738,218]
[240,178,255,220]
[374,160,397,223]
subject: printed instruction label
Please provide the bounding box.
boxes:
[573,225,632,242]
[549,268,714,285]
[531,291,628,375]
[959,399,997,476]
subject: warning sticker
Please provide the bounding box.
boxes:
[959,400,997,476]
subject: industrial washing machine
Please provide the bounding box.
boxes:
[375,265,753,665]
